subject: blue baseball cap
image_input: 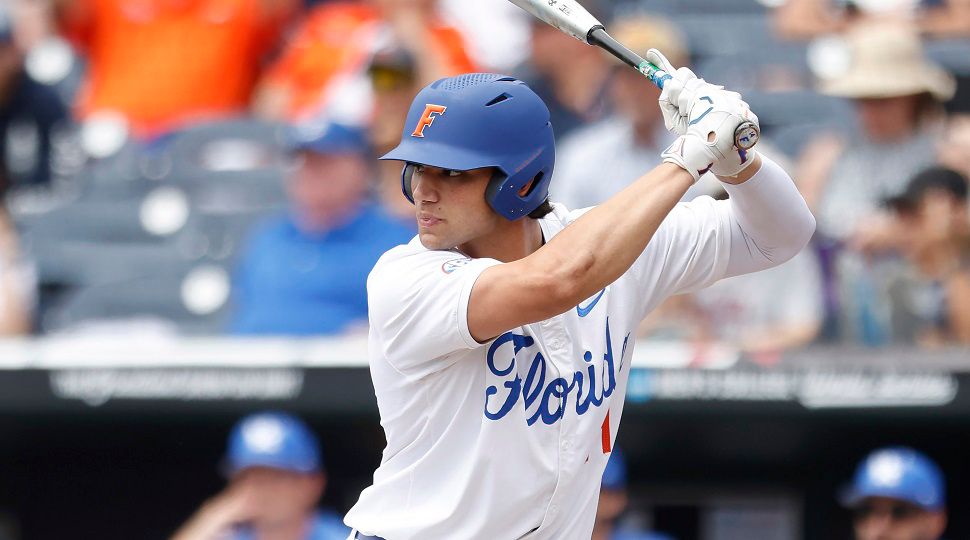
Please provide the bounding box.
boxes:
[286,120,369,156]
[840,447,946,510]
[602,448,628,491]
[225,411,323,475]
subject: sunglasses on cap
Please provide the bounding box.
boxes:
[852,501,923,522]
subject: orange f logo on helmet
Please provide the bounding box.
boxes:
[412,104,447,138]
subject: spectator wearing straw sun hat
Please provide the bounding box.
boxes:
[791,20,956,344]
[799,20,956,242]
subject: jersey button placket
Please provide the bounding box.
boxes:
[543,316,572,529]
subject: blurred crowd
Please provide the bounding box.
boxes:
[0,0,967,355]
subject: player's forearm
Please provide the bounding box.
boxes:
[533,163,694,308]
[722,155,816,277]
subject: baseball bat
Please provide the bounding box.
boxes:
[506,0,760,151]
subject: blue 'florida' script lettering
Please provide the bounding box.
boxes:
[484,319,630,425]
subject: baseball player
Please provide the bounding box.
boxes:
[344,49,816,539]
[841,447,948,540]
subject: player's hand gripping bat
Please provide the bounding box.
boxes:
[506,0,760,151]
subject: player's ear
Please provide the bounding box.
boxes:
[518,178,536,197]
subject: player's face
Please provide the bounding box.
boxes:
[852,497,946,540]
[410,165,500,251]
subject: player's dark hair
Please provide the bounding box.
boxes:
[528,199,553,219]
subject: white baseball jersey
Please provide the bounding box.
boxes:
[345,157,814,539]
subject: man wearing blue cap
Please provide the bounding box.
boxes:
[841,447,947,540]
[229,121,415,335]
[172,412,350,540]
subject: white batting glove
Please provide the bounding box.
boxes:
[661,134,717,182]
[645,49,729,136]
[706,102,759,178]
[648,49,760,179]
[661,94,760,182]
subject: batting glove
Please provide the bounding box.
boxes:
[648,49,760,179]
[645,49,731,136]
[661,93,760,182]
[661,133,718,182]
[705,100,760,178]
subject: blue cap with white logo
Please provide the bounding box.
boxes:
[225,411,322,475]
[841,446,945,510]
[602,448,628,491]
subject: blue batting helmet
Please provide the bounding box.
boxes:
[380,73,556,220]
[224,411,322,475]
[840,447,945,510]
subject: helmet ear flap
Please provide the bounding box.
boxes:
[484,169,509,214]
[401,163,417,204]
[485,160,553,220]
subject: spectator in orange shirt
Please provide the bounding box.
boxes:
[253,0,476,123]
[54,0,298,138]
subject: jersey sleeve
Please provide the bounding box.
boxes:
[627,196,734,320]
[628,155,815,320]
[367,249,501,377]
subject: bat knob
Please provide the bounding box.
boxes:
[734,122,760,151]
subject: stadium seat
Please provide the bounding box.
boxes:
[42,262,232,335]
[172,170,288,213]
[695,48,811,92]
[17,198,172,245]
[174,208,277,264]
[742,90,855,130]
[161,118,291,212]
[767,121,856,159]
[26,242,193,287]
[675,14,776,59]
[71,142,165,202]
[165,118,289,178]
